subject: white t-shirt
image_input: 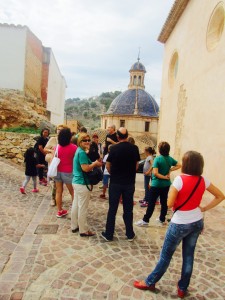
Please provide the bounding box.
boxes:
[103,154,110,175]
[171,175,210,224]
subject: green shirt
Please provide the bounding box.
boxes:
[151,155,178,188]
[72,147,92,185]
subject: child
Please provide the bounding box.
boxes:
[139,147,155,207]
[99,145,112,199]
[20,147,45,194]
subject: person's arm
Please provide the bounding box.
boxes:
[81,160,102,172]
[38,145,46,155]
[153,167,170,180]
[169,163,181,172]
[44,137,55,154]
[36,164,45,168]
[200,183,225,212]
[106,161,111,174]
[136,161,139,171]
[167,186,179,208]
[106,137,117,144]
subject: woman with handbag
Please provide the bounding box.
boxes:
[54,128,77,218]
[71,133,102,237]
[133,151,225,298]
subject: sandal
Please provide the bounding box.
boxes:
[80,231,96,237]
[72,227,79,233]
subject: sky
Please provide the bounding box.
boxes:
[0,0,175,103]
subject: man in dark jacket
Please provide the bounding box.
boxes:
[101,127,140,242]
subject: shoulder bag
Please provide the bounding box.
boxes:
[78,153,103,191]
[47,145,61,178]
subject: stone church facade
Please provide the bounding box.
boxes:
[101,59,159,152]
[158,0,225,191]
[0,24,66,125]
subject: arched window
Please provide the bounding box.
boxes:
[206,3,225,51]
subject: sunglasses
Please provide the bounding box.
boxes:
[82,139,91,142]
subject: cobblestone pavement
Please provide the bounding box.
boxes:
[0,157,225,300]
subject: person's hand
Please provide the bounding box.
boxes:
[106,137,113,143]
[94,160,102,167]
[165,174,170,179]
[199,206,206,212]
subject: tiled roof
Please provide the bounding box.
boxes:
[104,89,159,117]
[158,0,190,43]
[129,61,146,72]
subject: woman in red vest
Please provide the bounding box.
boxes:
[134,151,224,298]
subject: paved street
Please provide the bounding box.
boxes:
[0,157,225,300]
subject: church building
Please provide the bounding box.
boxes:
[158,0,225,191]
[101,59,159,149]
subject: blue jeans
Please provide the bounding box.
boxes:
[145,219,204,291]
[104,183,135,239]
[144,175,151,201]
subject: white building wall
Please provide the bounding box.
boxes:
[0,26,26,90]
[47,51,66,125]
[158,0,225,191]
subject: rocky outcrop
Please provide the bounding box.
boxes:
[0,89,53,129]
[0,131,37,164]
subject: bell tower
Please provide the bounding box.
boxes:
[128,51,146,90]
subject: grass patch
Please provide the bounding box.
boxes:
[0,127,40,134]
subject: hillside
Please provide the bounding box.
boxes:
[64,91,121,130]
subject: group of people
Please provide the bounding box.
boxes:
[19,124,225,298]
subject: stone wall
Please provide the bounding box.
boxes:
[0,132,37,164]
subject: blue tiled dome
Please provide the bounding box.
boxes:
[105,89,159,117]
[130,61,146,72]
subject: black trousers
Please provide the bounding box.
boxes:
[37,154,46,180]
[143,186,170,223]
[105,183,135,239]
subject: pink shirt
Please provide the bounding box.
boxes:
[56,144,77,173]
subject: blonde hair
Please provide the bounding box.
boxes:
[77,133,90,149]
[57,124,68,130]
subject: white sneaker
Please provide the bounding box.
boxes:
[50,199,56,206]
[155,218,166,226]
[135,219,149,227]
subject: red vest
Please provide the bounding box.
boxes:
[173,175,206,211]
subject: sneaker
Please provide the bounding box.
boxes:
[177,286,186,298]
[20,187,26,194]
[39,180,47,186]
[32,188,39,193]
[135,219,149,227]
[50,199,56,206]
[155,218,166,226]
[56,210,68,218]
[100,194,106,199]
[140,201,148,207]
[101,232,113,242]
[139,199,145,204]
[127,234,136,242]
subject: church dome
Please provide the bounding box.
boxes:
[130,61,146,72]
[105,89,159,117]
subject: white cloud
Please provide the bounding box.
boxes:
[1,0,175,101]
